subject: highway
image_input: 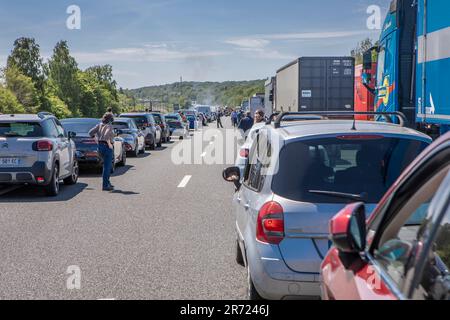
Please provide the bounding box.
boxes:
[0,118,247,299]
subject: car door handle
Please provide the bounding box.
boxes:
[244,203,250,210]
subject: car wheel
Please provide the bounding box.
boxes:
[179,136,184,140]
[118,149,126,167]
[236,239,245,266]
[44,165,60,197]
[63,160,79,185]
[247,263,263,300]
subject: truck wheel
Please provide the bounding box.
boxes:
[63,160,79,185]
[45,165,60,197]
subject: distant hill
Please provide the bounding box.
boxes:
[125,80,266,108]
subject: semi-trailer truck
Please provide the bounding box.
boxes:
[362,0,450,136]
[275,56,355,113]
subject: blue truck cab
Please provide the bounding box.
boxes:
[363,0,450,136]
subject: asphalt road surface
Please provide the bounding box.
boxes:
[0,118,247,300]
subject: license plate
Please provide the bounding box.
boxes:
[0,158,20,166]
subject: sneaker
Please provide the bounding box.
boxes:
[102,186,114,191]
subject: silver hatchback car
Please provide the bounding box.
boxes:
[223,112,432,300]
[0,113,79,196]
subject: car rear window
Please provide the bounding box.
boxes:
[272,136,429,203]
[151,114,162,124]
[112,121,130,130]
[0,122,43,137]
[121,116,147,126]
[167,121,182,128]
[61,121,99,134]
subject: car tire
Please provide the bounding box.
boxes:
[118,149,126,167]
[44,165,60,197]
[236,239,245,266]
[179,136,184,140]
[247,263,263,300]
[133,142,139,157]
[63,160,79,185]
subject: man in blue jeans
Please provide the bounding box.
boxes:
[89,112,115,191]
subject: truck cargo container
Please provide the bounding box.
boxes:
[362,0,450,136]
[275,57,355,113]
[264,77,276,116]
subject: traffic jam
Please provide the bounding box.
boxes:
[0,0,449,305]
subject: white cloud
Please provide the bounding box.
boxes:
[224,38,269,49]
[73,44,228,64]
[262,30,368,40]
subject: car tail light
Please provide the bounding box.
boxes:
[33,140,53,151]
[257,202,284,245]
[337,135,384,140]
[160,123,165,129]
[239,148,249,158]
[36,177,45,183]
[85,151,98,158]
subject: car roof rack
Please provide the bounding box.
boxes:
[266,112,328,125]
[37,112,55,119]
[273,111,408,129]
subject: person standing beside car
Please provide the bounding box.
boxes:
[89,112,115,192]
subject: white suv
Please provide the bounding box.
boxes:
[0,112,79,196]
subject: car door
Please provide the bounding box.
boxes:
[408,171,450,300]
[236,130,271,248]
[131,120,144,149]
[53,119,70,177]
[360,147,450,299]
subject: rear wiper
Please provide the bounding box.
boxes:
[308,190,368,202]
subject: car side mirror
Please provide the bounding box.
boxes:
[329,202,367,254]
[68,131,76,139]
[222,166,242,189]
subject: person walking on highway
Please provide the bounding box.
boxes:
[238,111,254,138]
[89,112,115,192]
[231,110,238,128]
[254,109,265,124]
[217,110,224,128]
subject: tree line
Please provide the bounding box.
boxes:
[0,37,135,118]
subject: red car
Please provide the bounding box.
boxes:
[321,132,450,300]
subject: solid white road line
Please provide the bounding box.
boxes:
[177,175,192,188]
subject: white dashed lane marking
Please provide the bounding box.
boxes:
[177,175,192,188]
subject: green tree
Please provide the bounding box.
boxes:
[47,41,81,115]
[351,38,377,65]
[0,85,25,114]
[6,37,45,92]
[3,65,39,112]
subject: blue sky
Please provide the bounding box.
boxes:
[0,0,390,88]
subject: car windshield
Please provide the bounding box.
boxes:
[61,121,99,134]
[272,136,430,203]
[0,122,43,137]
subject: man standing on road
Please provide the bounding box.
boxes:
[231,110,238,128]
[217,110,224,128]
[238,111,254,138]
[89,112,115,192]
